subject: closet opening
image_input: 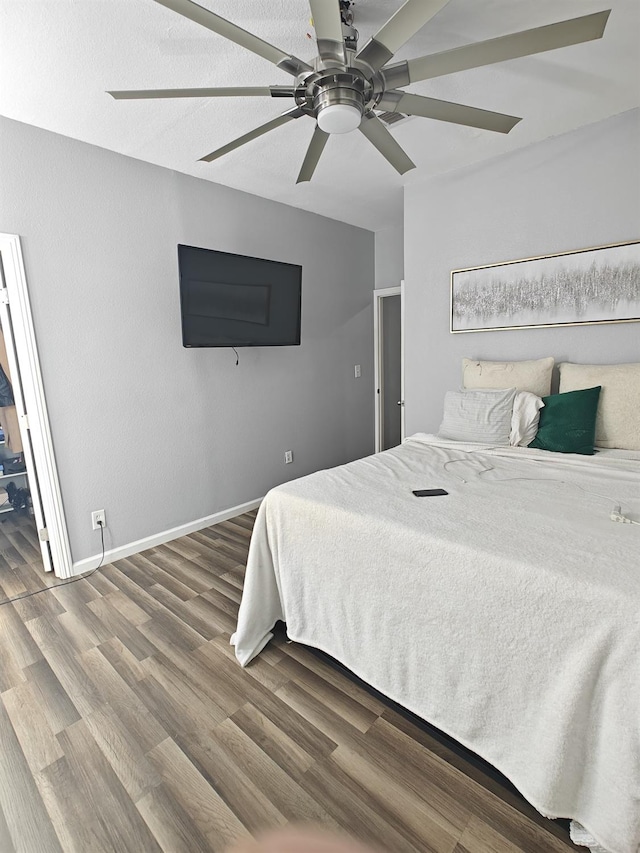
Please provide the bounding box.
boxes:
[373,283,404,453]
[0,234,72,591]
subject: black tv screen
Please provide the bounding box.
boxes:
[178,244,302,347]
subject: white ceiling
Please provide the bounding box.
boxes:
[1,0,638,231]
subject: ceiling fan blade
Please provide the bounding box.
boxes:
[296,126,330,183]
[358,113,415,175]
[108,86,295,100]
[200,107,305,163]
[356,0,450,72]
[153,0,312,76]
[309,0,346,66]
[381,10,612,87]
[378,91,521,134]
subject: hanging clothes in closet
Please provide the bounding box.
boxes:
[0,324,23,453]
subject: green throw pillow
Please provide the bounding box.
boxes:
[529,386,601,455]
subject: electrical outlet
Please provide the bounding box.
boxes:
[284,450,293,464]
[91,510,106,530]
[354,364,361,378]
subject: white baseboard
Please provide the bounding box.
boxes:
[71,497,263,576]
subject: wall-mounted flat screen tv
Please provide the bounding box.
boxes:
[178,244,302,347]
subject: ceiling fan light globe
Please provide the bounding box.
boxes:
[317,103,362,134]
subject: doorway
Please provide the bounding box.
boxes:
[0,233,72,581]
[373,284,404,453]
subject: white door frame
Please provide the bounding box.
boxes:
[373,282,404,453]
[0,234,73,578]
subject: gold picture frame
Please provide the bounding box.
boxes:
[450,239,640,334]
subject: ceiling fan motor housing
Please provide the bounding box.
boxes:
[299,70,371,134]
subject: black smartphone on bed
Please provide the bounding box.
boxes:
[412,489,449,497]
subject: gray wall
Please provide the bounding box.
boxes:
[404,109,640,435]
[375,222,404,290]
[0,117,375,563]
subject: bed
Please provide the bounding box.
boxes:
[232,364,640,853]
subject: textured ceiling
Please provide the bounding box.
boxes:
[1,0,639,231]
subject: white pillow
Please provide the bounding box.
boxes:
[439,388,516,445]
[510,391,545,446]
[462,357,554,397]
[558,362,640,450]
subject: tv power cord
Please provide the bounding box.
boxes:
[0,519,107,607]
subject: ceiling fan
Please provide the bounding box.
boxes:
[108,0,611,182]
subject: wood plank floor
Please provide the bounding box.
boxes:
[0,507,59,601]
[0,511,581,853]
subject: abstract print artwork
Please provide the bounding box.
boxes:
[451,240,640,333]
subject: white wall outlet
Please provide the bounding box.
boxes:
[91,509,106,530]
[354,364,361,378]
[284,450,293,464]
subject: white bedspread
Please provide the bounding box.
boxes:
[232,436,640,853]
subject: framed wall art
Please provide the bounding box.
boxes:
[450,239,640,333]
